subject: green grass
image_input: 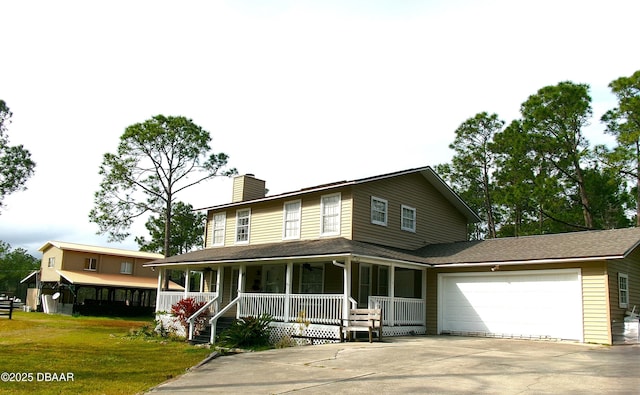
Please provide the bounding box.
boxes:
[0,311,213,395]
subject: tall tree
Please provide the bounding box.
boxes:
[520,81,594,230]
[445,112,503,238]
[89,115,236,257]
[0,100,36,212]
[491,120,537,236]
[135,201,206,256]
[600,69,640,225]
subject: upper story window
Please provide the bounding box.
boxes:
[235,208,251,244]
[283,200,301,240]
[47,257,55,268]
[84,258,97,271]
[619,273,629,308]
[401,205,416,232]
[212,212,226,246]
[120,262,133,274]
[371,196,388,226]
[321,193,341,236]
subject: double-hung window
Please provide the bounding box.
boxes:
[619,273,629,308]
[48,257,55,268]
[321,193,341,236]
[401,205,416,232]
[212,212,226,246]
[283,200,301,239]
[120,262,133,274]
[371,196,388,226]
[84,258,97,271]
[235,209,251,244]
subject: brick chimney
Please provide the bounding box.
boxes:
[232,174,266,202]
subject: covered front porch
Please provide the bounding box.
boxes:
[153,255,427,343]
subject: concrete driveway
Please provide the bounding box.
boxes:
[148,336,640,394]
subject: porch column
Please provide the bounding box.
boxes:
[343,258,352,321]
[238,265,246,293]
[155,268,163,311]
[422,268,427,327]
[284,262,293,323]
[184,269,191,296]
[216,267,224,304]
[237,265,245,319]
[389,264,395,326]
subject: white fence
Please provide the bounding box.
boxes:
[156,292,218,313]
[158,291,424,327]
[369,296,425,326]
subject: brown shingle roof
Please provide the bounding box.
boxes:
[147,228,640,268]
[147,238,429,266]
[418,227,640,265]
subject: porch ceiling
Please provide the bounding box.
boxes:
[145,238,432,268]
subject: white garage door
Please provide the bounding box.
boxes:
[438,269,583,341]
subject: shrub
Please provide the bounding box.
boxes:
[218,314,273,349]
[170,298,209,336]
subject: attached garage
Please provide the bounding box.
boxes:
[438,269,583,341]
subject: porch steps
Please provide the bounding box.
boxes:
[190,317,235,345]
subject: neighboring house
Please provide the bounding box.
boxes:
[21,241,177,316]
[147,167,640,345]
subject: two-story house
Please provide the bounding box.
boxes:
[149,166,640,345]
[22,241,177,316]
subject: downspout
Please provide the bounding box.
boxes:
[333,259,351,325]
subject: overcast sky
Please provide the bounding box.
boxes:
[1,0,639,258]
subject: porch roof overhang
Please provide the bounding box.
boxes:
[55,270,184,290]
[20,270,39,284]
[144,238,432,269]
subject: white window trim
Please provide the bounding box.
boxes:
[371,196,388,226]
[320,193,341,236]
[120,261,133,275]
[84,258,97,271]
[48,257,55,268]
[401,204,417,232]
[283,200,302,240]
[235,208,251,244]
[212,212,226,247]
[619,272,629,308]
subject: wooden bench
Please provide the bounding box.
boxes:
[339,308,382,343]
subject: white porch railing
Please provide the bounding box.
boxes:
[156,291,218,313]
[239,293,344,325]
[369,296,425,326]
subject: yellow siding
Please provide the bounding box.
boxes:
[426,269,438,335]
[607,249,640,342]
[581,262,611,345]
[40,246,64,282]
[352,172,468,249]
[205,188,353,247]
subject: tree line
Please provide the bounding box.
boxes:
[437,70,640,239]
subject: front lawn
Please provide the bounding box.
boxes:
[0,311,213,395]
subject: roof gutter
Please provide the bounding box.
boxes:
[145,252,430,269]
[145,252,355,267]
[430,255,625,268]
